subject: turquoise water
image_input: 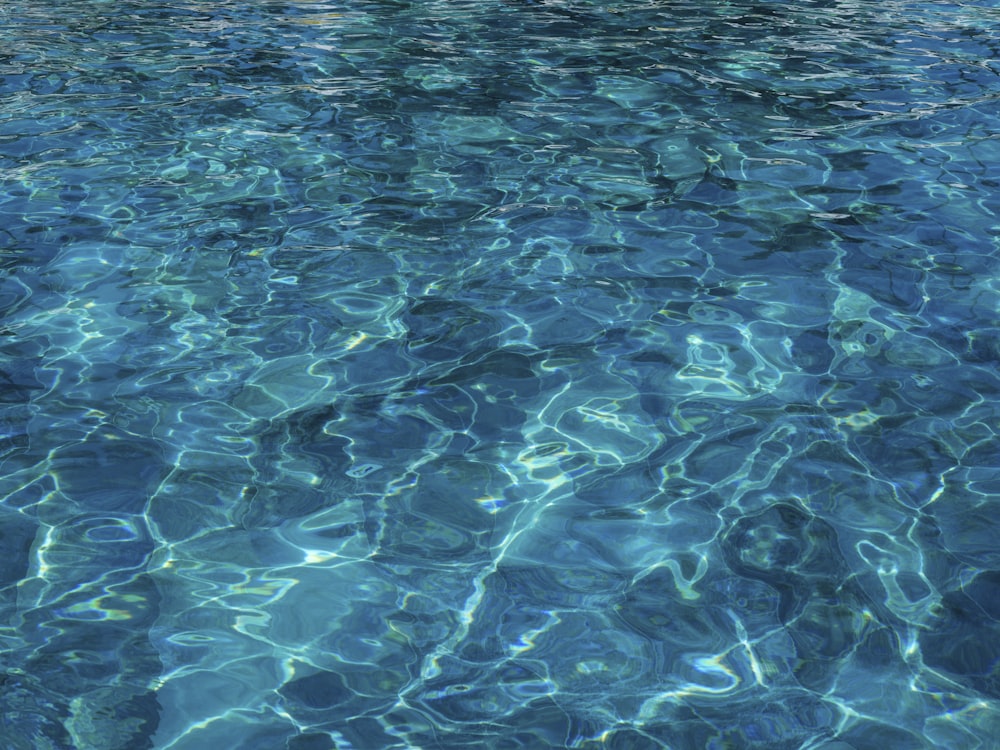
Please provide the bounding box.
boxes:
[2,0,1000,747]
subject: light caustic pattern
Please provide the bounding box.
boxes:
[1,0,1000,748]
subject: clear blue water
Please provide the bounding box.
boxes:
[2,0,1000,748]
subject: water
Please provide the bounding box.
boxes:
[1,0,999,747]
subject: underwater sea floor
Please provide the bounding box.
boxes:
[2,0,1000,748]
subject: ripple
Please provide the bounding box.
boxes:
[3,0,1000,747]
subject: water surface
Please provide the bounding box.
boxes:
[2,0,1000,748]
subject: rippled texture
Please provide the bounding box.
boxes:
[2,0,1000,748]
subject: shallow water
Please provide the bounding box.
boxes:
[2,0,1000,748]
